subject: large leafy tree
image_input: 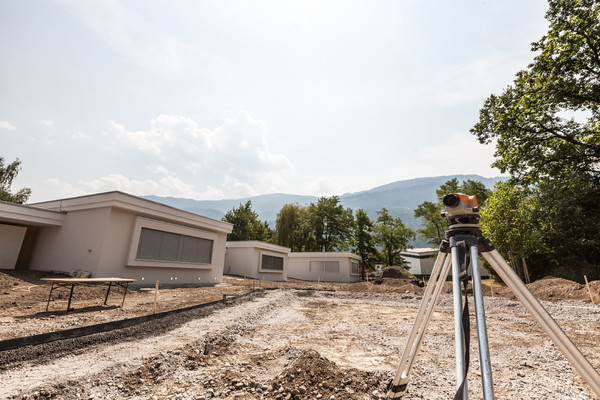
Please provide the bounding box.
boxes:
[480,181,547,278]
[373,208,415,267]
[471,0,600,182]
[0,157,31,204]
[532,174,600,280]
[308,196,354,251]
[353,209,378,278]
[222,200,272,242]
[275,203,312,251]
[481,175,600,281]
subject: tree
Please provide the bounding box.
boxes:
[308,196,354,251]
[353,209,378,279]
[532,173,600,280]
[480,181,547,279]
[435,178,460,202]
[481,175,600,282]
[222,200,272,242]
[275,203,311,251]
[373,208,415,267]
[0,157,31,204]
[414,201,446,247]
[471,0,600,183]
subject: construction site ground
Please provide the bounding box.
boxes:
[1,268,599,400]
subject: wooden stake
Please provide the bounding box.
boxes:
[522,256,531,284]
[153,281,159,314]
[584,275,596,305]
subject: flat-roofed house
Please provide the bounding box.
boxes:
[0,191,233,285]
[287,252,361,283]
[224,241,290,282]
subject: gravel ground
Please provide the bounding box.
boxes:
[1,287,599,400]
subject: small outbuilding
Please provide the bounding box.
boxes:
[0,191,233,285]
[400,248,438,277]
[287,252,361,283]
[224,241,290,282]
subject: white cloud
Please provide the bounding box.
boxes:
[110,112,294,198]
[41,119,55,127]
[0,121,16,131]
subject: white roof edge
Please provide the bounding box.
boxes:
[400,248,438,254]
[29,191,233,233]
[289,251,361,259]
[226,240,291,252]
[0,201,66,227]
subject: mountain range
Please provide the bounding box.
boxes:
[144,174,506,247]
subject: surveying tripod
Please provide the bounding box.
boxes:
[386,194,600,399]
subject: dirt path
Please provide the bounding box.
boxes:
[2,289,599,399]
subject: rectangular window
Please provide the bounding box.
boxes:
[137,227,213,264]
[261,254,284,271]
[351,262,359,275]
[309,260,339,273]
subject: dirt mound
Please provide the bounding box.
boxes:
[526,277,600,302]
[269,349,389,399]
[370,266,424,292]
[381,266,411,279]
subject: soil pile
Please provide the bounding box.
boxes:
[527,277,600,302]
[381,266,412,279]
[268,349,389,399]
[373,266,424,292]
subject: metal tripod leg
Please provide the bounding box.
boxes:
[482,248,600,397]
[450,244,467,400]
[387,250,451,398]
[470,245,494,399]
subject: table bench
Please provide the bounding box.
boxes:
[41,277,137,312]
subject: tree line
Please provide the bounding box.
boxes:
[222,198,415,275]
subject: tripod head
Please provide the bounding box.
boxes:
[441,193,480,230]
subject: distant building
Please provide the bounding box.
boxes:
[225,241,290,282]
[0,191,233,285]
[287,252,361,283]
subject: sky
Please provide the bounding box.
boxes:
[0,0,550,203]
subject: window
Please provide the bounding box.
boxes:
[261,254,284,271]
[351,262,359,275]
[136,227,213,264]
[309,260,339,273]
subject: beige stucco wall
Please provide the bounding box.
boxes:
[28,207,111,274]
[287,252,361,283]
[225,247,256,277]
[0,224,27,269]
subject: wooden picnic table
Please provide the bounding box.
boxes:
[41,277,137,312]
